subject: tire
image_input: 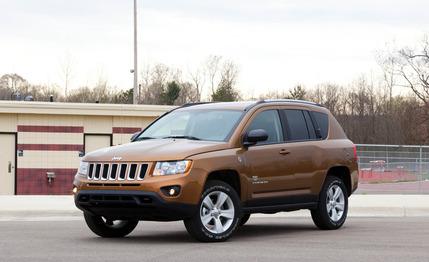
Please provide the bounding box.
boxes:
[184,180,241,242]
[84,212,138,238]
[239,214,251,226]
[311,176,348,230]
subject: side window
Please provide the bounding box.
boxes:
[312,112,329,139]
[283,109,309,141]
[247,110,283,144]
[303,111,317,139]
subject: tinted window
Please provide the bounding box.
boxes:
[303,111,317,139]
[312,112,329,139]
[283,110,309,141]
[247,110,283,144]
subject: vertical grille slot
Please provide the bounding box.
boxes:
[94,164,101,180]
[119,164,127,180]
[128,164,137,180]
[139,164,148,180]
[110,164,118,180]
[88,164,94,179]
[102,164,109,180]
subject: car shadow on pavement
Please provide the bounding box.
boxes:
[79,220,320,243]
[233,223,317,240]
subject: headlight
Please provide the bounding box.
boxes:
[78,161,89,176]
[153,160,192,176]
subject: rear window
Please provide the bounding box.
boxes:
[312,112,329,139]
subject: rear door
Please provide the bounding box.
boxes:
[279,108,321,193]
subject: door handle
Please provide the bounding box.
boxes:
[279,149,290,155]
[8,161,12,173]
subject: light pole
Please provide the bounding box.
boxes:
[133,0,138,104]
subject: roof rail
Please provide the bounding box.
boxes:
[179,102,215,108]
[245,99,323,111]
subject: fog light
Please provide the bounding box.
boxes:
[161,185,181,197]
[72,187,78,194]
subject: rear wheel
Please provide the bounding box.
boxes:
[184,180,241,242]
[84,212,138,238]
[311,176,348,230]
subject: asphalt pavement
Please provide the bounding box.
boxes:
[0,217,428,262]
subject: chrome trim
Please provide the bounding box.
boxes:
[87,162,149,181]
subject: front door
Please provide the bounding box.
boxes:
[0,134,16,195]
[241,109,293,202]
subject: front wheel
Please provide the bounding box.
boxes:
[311,176,348,230]
[84,212,138,238]
[184,180,241,242]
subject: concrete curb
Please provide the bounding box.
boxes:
[0,195,428,219]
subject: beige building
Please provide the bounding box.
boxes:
[0,101,174,195]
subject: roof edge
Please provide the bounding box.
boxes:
[0,101,175,117]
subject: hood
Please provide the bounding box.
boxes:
[83,139,230,162]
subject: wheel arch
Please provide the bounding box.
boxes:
[205,169,242,200]
[324,166,352,196]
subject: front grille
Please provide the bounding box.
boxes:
[87,163,148,181]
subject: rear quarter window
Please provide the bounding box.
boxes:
[312,112,329,139]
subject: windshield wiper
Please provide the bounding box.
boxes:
[135,136,156,141]
[163,135,201,140]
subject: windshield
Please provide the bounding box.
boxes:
[135,109,243,142]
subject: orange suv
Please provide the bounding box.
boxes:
[73,100,358,242]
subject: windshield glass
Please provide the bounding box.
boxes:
[136,109,243,142]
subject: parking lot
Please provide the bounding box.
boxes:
[1,217,428,262]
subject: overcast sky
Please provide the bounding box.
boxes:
[0,0,428,97]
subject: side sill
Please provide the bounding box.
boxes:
[242,202,318,214]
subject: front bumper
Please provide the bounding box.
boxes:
[75,190,197,221]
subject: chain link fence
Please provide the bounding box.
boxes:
[356,144,429,194]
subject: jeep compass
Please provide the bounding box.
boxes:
[73,100,358,242]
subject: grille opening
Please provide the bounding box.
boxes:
[102,164,109,179]
[119,164,127,180]
[104,195,117,201]
[139,164,148,179]
[79,195,89,202]
[137,196,153,203]
[110,164,118,180]
[129,164,137,179]
[92,195,103,201]
[88,164,94,179]
[87,162,148,181]
[94,164,101,179]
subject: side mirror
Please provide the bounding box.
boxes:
[130,131,140,142]
[243,129,268,147]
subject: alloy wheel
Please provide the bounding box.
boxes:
[326,184,345,222]
[200,191,235,234]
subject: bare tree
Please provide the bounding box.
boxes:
[59,53,74,100]
[188,66,205,102]
[204,55,222,95]
[379,36,429,107]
